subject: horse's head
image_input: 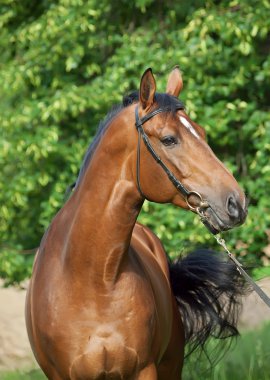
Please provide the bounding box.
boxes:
[134,67,247,234]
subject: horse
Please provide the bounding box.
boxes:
[25,67,247,380]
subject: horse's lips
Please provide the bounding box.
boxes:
[201,218,219,235]
[201,207,231,234]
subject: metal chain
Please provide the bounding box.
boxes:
[214,235,242,274]
[196,208,270,308]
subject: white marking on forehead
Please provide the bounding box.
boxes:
[179,116,200,139]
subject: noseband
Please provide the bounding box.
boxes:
[134,105,208,211]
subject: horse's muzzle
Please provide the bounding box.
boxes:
[201,200,247,235]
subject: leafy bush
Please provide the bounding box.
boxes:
[0,0,269,283]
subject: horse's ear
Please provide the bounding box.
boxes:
[139,68,156,110]
[166,66,183,97]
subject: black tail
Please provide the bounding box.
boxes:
[169,249,248,357]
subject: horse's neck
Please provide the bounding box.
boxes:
[62,114,141,285]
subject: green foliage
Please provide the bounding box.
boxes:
[0,246,33,286]
[0,0,270,283]
[253,266,270,281]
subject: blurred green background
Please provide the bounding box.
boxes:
[0,0,270,284]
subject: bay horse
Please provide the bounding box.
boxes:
[26,67,247,380]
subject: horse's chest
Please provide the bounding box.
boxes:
[56,277,158,378]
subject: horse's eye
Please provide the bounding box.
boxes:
[161,136,178,147]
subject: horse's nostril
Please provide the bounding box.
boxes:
[226,195,239,219]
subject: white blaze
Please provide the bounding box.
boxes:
[179,116,200,139]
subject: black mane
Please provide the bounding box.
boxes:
[75,103,123,185]
[123,91,184,112]
[74,92,184,186]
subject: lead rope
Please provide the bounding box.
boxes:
[197,208,270,308]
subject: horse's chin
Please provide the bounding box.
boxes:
[201,207,232,235]
[201,219,220,235]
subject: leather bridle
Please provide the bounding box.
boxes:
[135,104,270,308]
[134,104,208,211]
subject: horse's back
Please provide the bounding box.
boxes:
[131,224,185,378]
[132,223,170,278]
